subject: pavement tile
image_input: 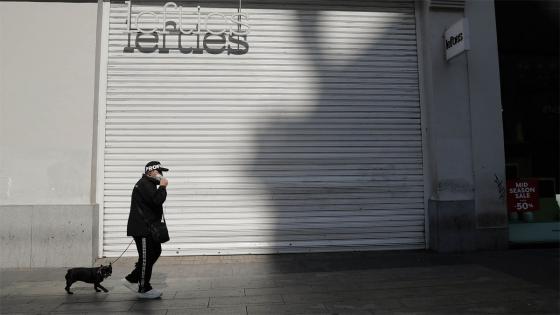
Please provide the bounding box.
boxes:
[274,276,338,288]
[404,299,560,315]
[174,288,245,299]
[2,282,70,297]
[48,310,168,315]
[464,289,558,308]
[53,300,136,312]
[55,293,110,303]
[328,297,403,310]
[160,278,213,290]
[346,276,494,292]
[0,299,61,314]
[0,296,36,306]
[247,302,329,314]
[209,294,284,307]
[323,305,378,315]
[101,292,148,302]
[339,270,468,283]
[212,277,277,290]
[451,303,535,314]
[0,268,66,283]
[428,282,540,297]
[399,294,474,309]
[323,296,405,314]
[282,292,342,304]
[168,263,232,274]
[166,305,247,315]
[245,285,318,296]
[285,291,403,310]
[401,284,501,298]
[57,291,101,301]
[498,297,559,313]
[328,287,424,300]
[387,309,469,315]
[129,297,209,311]
[332,269,413,282]
[230,264,277,276]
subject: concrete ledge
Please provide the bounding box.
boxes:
[0,204,98,268]
[429,199,476,252]
[428,199,509,252]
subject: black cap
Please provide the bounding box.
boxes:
[145,161,169,174]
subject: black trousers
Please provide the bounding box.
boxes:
[125,236,162,292]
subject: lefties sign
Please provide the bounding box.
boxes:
[124,1,250,36]
[444,18,470,61]
[122,1,250,54]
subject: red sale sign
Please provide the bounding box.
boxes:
[506,179,540,212]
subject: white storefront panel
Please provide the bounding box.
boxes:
[101,0,424,256]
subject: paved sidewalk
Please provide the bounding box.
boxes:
[1,248,558,314]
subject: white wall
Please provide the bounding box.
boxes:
[465,0,507,228]
[0,2,98,205]
[418,0,508,251]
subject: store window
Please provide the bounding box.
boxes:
[495,0,560,244]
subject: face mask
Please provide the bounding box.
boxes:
[154,173,163,181]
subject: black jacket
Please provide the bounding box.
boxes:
[127,174,167,236]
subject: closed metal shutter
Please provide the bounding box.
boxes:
[102,0,424,256]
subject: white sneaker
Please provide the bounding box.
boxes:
[137,289,162,299]
[121,278,137,293]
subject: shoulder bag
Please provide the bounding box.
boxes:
[137,206,170,244]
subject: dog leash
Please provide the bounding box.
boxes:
[95,239,135,267]
[110,239,135,265]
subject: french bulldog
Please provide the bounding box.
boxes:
[64,264,112,294]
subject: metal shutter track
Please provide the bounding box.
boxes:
[103,0,424,256]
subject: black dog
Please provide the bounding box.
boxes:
[65,264,112,294]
